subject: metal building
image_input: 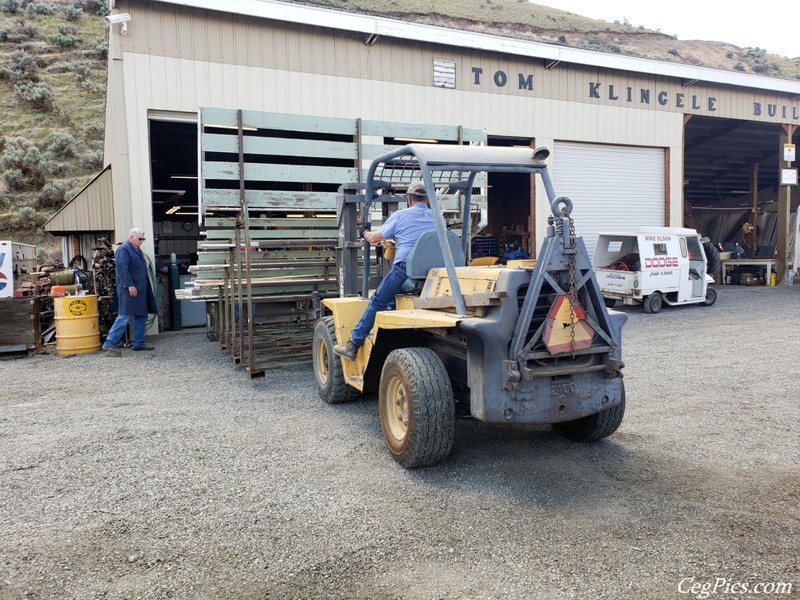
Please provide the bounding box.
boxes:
[57,0,800,297]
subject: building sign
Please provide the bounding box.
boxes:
[463,61,799,122]
[471,67,534,91]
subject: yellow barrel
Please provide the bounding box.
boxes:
[54,295,101,356]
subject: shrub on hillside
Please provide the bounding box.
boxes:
[84,118,104,138]
[3,168,26,190]
[89,37,107,59]
[62,4,82,20]
[27,2,57,16]
[81,149,103,170]
[13,80,53,110]
[1,137,46,187]
[73,0,108,16]
[49,24,79,48]
[37,180,69,207]
[47,130,77,157]
[9,49,40,79]
[1,0,22,14]
[17,22,38,38]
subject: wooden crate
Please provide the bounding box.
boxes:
[0,297,41,354]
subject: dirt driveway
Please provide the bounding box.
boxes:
[1,285,798,599]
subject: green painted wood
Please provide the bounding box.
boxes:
[204,229,338,239]
[202,189,339,210]
[203,162,359,183]
[200,108,357,136]
[201,133,358,160]
[359,120,485,142]
[205,217,338,228]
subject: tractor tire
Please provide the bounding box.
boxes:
[643,291,663,314]
[379,348,455,468]
[313,316,360,405]
[603,297,617,308]
[703,286,718,306]
[551,384,626,442]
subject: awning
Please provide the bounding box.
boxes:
[44,165,114,234]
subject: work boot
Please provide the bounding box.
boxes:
[333,340,358,361]
[132,345,155,351]
[100,346,121,357]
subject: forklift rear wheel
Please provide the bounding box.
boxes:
[379,348,455,468]
[703,287,717,306]
[643,292,663,314]
[313,316,360,404]
[551,383,626,442]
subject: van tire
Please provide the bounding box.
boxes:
[704,287,717,306]
[643,292,663,314]
[379,348,455,468]
[603,297,617,308]
[552,384,626,442]
[313,316,360,404]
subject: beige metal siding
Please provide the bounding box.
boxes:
[44,167,114,233]
[117,1,799,124]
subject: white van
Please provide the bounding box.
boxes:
[592,227,717,313]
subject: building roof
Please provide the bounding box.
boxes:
[44,166,114,234]
[151,0,800,95]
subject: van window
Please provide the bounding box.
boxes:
[680,238,687,258]
[686,237,702,261]
[653,243,667,255]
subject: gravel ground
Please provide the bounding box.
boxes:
[1,285,799,600]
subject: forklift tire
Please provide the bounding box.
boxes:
[551,384,626,442]
[313,316,360,405]
[379,348,455,468]
[703,287,717,306]
[642,292,663,314]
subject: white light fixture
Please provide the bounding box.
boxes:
[105,13,130,35]
[152,189,186,194]
[171,175,198,180]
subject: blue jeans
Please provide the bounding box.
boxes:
[350,262,408,347]
[103,314,147,350]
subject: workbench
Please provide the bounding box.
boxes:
[721,259,777,285]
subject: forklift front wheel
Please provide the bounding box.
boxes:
[703,287,717,306]
[379,348,455,468]
[643,292,663,314]
[313,316,360,404]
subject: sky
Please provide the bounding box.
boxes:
[531,1,800,59]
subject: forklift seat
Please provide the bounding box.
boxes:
[402,230,466,288]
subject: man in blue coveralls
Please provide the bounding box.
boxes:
[101,228,157,356]
[333,181,438,361]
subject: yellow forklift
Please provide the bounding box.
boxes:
[313,144,627,468]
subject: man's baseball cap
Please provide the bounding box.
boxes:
[407,181,428,198]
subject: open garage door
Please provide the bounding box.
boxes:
[552,141,665,257]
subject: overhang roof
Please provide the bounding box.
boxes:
[44,165,114,234]
[151,0,800,95]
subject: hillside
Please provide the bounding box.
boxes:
[1,0,799,263]
[295,0,800,78]
[0,0,107,261]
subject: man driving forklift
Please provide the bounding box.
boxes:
[333,180,438,360]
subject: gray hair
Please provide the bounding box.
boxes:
[129,227,145,238]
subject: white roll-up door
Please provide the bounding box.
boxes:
[552,141,665,257]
